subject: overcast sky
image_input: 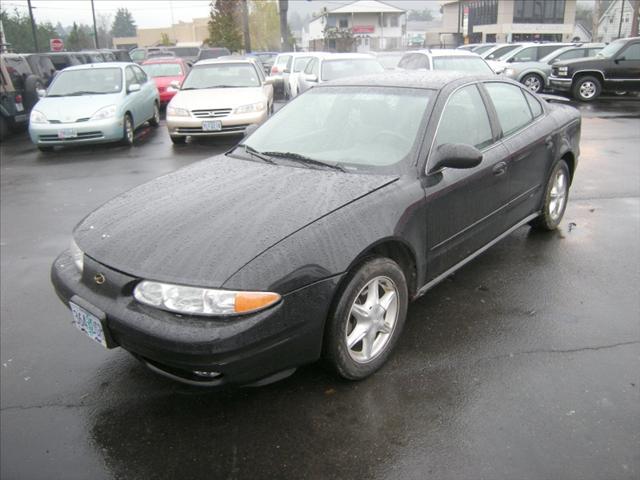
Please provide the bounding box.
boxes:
[1,0,442,29]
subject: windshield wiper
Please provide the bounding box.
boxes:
[261,151,345,172]
[237,144,276,164]
[65,91,109,96]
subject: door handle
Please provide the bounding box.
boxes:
[545,136,554,149]
[492,161,507,176]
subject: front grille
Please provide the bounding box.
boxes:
[39,131,103,141]
[48,117,91,124]
[190,108,233,118]
[175,124,249,134]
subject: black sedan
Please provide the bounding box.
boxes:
[52,72,581,386]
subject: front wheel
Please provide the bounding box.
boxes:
[324,257,408,380]
[121,113,134,146]
[530,160,570,231]
[149,102,160,127]
[522,73,543,93]
[572,76,601,102]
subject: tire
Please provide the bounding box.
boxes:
[324,257,408,380]
[170,135,186,145]
[23,75,43,112]
[121,113,134,146]
[148,102,160,127]
[572,75,601,102]
[530,159,570,231]
[521,73,543,93]
[38,146,54,152]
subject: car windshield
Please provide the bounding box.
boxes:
[293,57,312,72]
[47,67,123,96]
[376,53,404,69]
[321,59,384,81]
[181,63,260,89]
[473,45,495,54]
[256,53,276,63]
[143,63,183,77]
[596,40,625,58]
[432,56,494,74]
[242,86,433,172]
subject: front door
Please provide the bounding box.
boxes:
[423,83,510,281]
[605,42,640,90]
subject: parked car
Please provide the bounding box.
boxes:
[130,47,167,64]
[372,51,406,70]
[165,57,273,144]
[285,52,327,99]
[29,62,160,151]
[196,47,231,62]
[142,58,190,105]
[503,43,605,93]
[1,54,43,114]
[24,53,57,87]
[250,51,278,74]
[482,43,524,61]
[297,53,384,95]
[42,52,84,70]
[398,49,495,75]
[458,42,496,54]
[270,52,306,97]
[103,49,132,62]
[51,72,581,386]
[487,42,569,73]
[549,36,640,101]
[0,55,28,138]
[146,51,177,60]
[80,50,107,63]
[167,46,201,64]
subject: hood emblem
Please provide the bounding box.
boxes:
[94,273,106,285]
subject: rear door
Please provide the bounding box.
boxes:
[123,66,142,125]
[483,81,553,225]
[423,83,510,280]
[132,65,155,119]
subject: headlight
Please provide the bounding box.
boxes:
[133,280,281,316]
[557,66,569,76]
[167,105,189,116]
[504,68,516,77]
[30,110,48,124]
[234,101,266,114]
[69,238,84,272]
[90,105,117,121]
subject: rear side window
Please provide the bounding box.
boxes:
[398,53,429,69]
[130,50,145,62]
[523,89,543,118]
[485,82,533,136]
[512,47,536,62]
[538,45,564,59]
[435,85,493,149]
[554,49,585,61]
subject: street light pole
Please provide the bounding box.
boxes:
[27,0,39,52]
[91,0,99,49]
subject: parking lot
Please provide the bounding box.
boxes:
[1,96,639,480]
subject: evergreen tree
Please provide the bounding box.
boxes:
[207,0,243,52]
[67,22,93,50]
[0,9,58,52]
[111,8,137,37]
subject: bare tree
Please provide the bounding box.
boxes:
[592,0,601,41]
[278,0,289,51]
[631,0,639,37]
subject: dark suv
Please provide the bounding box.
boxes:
[549,36,640,101]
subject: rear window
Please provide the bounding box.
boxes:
[432,56,494,74]
[198,48,231,60]
[321,59,384,81]
[142,63,184,77]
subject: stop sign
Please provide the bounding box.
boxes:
[50,38,64,52]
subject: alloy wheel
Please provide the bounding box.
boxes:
[524,75,541,93]
[579,81,597,99]
[125,117,134,144]
[345,276,399,363]
[549,169,568,221]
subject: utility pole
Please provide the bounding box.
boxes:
[241,0,251,53]
[592,0,601,41]
[278,0,289,51]
[27,0,39,52]
[91,0,99,49]
[631,0,639,37]
[617,0,625,38]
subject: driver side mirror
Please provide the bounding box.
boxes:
[614,56,626,63]
[428,143,483,174]
[37,88,46,98]
[305,74,318,83]
[127,83,141,93]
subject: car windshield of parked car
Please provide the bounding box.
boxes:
[47,68,123,96]
[321,59,385,81]
[181,63,260,89]
[596,40,625,58]
[242,86,433,172]
[143,63,183,77]
[432,56,494,74]
[376,53,404,69]
[256,53,277,64]
[293,57,312,72]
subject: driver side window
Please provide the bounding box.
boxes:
[619,43,640,60]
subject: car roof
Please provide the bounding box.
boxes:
[194,57,258,66]
[142,57,186,64]
[322,53,376,60]
[410,49,482,57]
[324,71,500,90]
[62,62,133,71]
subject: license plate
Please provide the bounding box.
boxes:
[15,103,24,112]
[70,302,108,348]
[58,128,77,139]
[202,120,222,131]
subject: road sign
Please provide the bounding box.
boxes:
[50,38,64,52]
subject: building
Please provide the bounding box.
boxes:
[595,0,637,42]
[440,0,577,44]
[573,20,592,42]
[113,18,210,50]
[306,0,407,52]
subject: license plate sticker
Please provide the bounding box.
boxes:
[70,302,108,348]
[202,120,222,131]
[58,128,77,139]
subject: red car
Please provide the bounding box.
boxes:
[141,58,190,105]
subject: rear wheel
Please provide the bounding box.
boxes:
[149,102,160,127]
[522,73,543,93]
[325,257,408,380]
[530,159,570,231]
[170,135,186,145]
[121,113,134,146]
[572,76,601,102]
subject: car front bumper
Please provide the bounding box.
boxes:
[51,250,341,386]
[548,76,572,91]
[166,110,267,137]
[29,117,124,145]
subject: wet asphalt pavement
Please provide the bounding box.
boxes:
[1,97,639,480]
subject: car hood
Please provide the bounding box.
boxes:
[170,87,265,109]
[74,155,398,288]
[36,93,122,122]
[487,60,508,73]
